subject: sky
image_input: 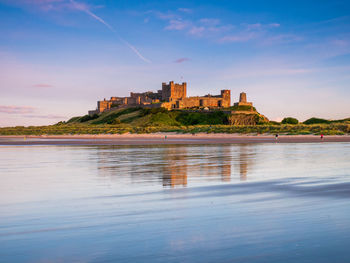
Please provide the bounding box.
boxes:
[0,0,349,126]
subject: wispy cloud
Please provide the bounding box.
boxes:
[0,105,36,114]
[188,26,205,36]
[23,114,66,119]
[262,34,303,45]
[165,20,189,30]
[199,18,220,26]
[164,17,232,38]
[219,32,259,43]
[243,23,280,30]
[6,0,80,12]
[32,83,54,88]
[217,22,281,43]
[0,105,66,120]
[174,57,190,63]
[157,10,282,44]
[146,10,178,20]
[269,23,281,28]
[178,8,192,14]
[331,39,349,47]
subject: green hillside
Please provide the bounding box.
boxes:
[67,108,233,126]
[0,107,349,135]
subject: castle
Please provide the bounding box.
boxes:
[89,81,246,115]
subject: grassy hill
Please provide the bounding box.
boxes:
[67,108,232,126]
[0,107,349,135]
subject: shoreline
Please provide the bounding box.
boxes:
[1,134,350,145]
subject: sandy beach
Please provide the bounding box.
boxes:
[0,134,349,145]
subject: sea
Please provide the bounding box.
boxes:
[1,142,350,262]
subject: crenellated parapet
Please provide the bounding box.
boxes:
[88,81,237,115]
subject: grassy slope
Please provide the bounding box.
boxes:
[1,107,349,135]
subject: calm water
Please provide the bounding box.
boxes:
[1,143,350,262]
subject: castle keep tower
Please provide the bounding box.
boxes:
[220,90,231,107]
[161,81,187,101]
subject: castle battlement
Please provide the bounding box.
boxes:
[89,81,250,115]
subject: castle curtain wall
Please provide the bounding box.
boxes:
[91,82,231,115]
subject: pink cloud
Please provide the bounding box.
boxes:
[0,105,36,114]
[199,18,220,26]
[0,105,65,121]
[23,114,66,119]
[262,34,303,45]
[32,83,54,88]
[188,26,205,36]
[331,39,349,47]
[146,10,178,21]
[24,0,65,3]
[21,0,72,11]
[245,23,262,30]
[178,8,192,14]
[244,22,280,30]
[165,20,189,30]
[220,32,258,43]
[269,23,280,28]
[174,58,190,63]
[9,0,95,13]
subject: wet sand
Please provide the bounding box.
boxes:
[1,143,350,262]
[1,134,350,145]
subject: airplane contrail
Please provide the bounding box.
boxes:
[69,0,151,63]
[120,39,151,63]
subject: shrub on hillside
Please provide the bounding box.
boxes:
[303,117,331,125]
[92,108,141,124]
[281,117,299,125]
[176,111,228,125]
[269,121,281,125]
[107,119,121,125]
[66,116,81,123]
[229,105,256,111]
[148,112,180,126]
[80,114,99,122]
[140,107,168,116]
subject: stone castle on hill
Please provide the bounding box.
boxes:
[88,81,252,115]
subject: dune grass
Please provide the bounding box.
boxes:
[1,107,349,135]
[1,123,349,135]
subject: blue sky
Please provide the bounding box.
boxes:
[0,0,349,126]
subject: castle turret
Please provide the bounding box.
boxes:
[234,92,253,107]
[220,90,231,107]
[239,92,247,103]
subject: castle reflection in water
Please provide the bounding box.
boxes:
[95,145,255,188]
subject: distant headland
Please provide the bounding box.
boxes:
[87,80,269,126]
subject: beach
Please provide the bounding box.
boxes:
[0,134,349,145]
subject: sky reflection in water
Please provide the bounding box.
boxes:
[0,143,350,262]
